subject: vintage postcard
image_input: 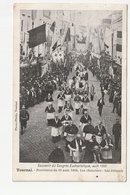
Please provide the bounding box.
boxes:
[13,3,127,181]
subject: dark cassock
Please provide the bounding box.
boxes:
[82,95,90,113]
[46,94,53,105]
[64,103,74,119]
[84,71,88,81]
[61,113,72,132]
[97,98,105,116]
[45,104,55,126]
[74,94,81,114]
[48,146,65,163]
[51,116,62,143]
[100,134,113,163]
[94,123,106,144]
[83,123,95,141]
[64,88,72,102]
[20,106,29,135]
[79,113,91,131]
[57,92,65,113]
[112,119,121,150]
[64,122,78,152]
[68,135,85,163]
[90,84,95,101]
[83,135,101,163]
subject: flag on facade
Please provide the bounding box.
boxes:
[116,44,122,52]
[31,10,37,21]
[104,43,109,48]
[117,31,122,38]
[50,21,56,33]
[28,24,46,48]
[52,41,57,51]
[65,28,71,42]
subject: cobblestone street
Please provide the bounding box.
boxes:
[20,68,121,163]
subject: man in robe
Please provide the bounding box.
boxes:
[68,134,85,163]
[94,121,106,144]
[64,120,78,152]
[79,110,91,131]
[74,92,81,115]
[83,120,95,141]
[48,146,65,163]
[51,114,62,143]
[45,103,55,126]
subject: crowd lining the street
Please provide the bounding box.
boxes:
[20,51,121,163]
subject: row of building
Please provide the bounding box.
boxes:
[90,11,122,65]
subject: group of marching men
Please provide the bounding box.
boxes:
[20,61,121,163]
[44,62,115,163]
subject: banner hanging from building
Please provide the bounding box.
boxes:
[28,24,46,48]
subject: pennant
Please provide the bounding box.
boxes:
[28,24,46,48]
[52,41,57,51]
[104,43,109,49]
[50,21,56,33]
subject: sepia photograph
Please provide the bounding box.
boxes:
[13,3,127,181]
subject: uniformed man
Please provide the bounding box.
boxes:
[20,105,29,135]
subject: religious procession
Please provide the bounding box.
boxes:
[20,10,122,164]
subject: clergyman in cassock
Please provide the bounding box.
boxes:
[64,101,74,119]
[95,121,106,144]
[97,97,105,116]
[74,92,81,114]
[45,103,55,126]
[61,111,72,132]
[83,135,102,163]
[68,134,85,163]
[100,134,113,163]
[57,90,65,113]
[82,93,90,113]
[79,110,91,131]
[112,119,121,150]
[64,86,72,103]
[51,114,62,143]
[46,93,53,105]
[83,120,95,141]
[64,120,78,152]
[20,105,29,135]
[90,84,95,101]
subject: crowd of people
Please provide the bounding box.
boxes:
[20,51,121,163]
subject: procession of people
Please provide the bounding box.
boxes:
[20,51,121,164]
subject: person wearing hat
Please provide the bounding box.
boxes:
[20,105,29,135]
[50,114,62,143]
[45,93,53,105]
[45,103,55,126]
[68,134,85,163]
[64,120,78,152]
[112,119,121,150]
